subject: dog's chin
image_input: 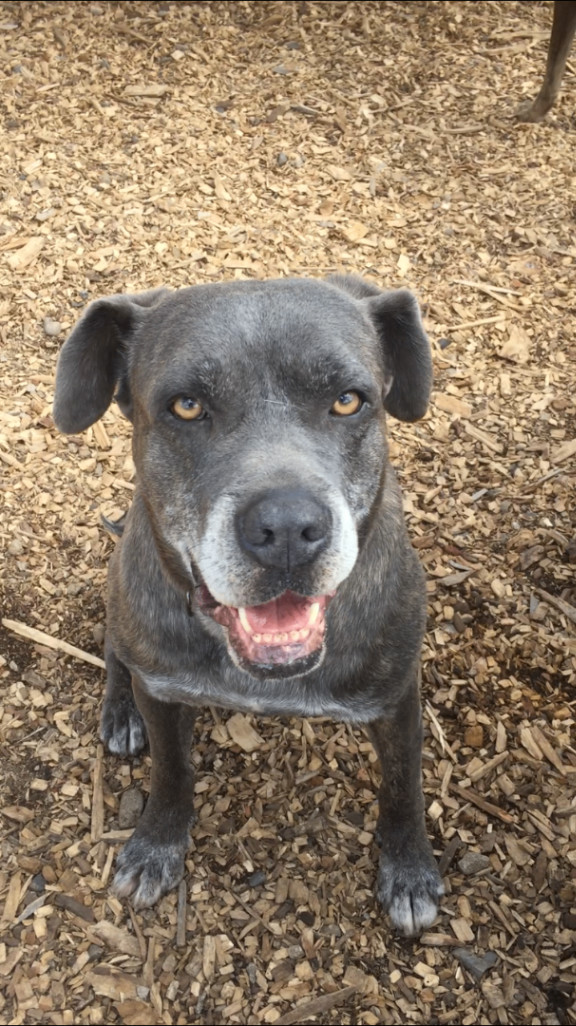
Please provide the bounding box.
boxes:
[196,588,331,680]
[228,641,326,681]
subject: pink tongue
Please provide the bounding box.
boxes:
[243,592,315,633]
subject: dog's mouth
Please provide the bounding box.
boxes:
[195,587,331,678]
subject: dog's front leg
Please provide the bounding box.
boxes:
[367,680,443,936]
[113,676,196,909]
[101,639,147,757]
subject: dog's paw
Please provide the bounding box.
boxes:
[101,694,147,757]
[377,850,444,936]
[113,834,188,908]
[515,99,544,123]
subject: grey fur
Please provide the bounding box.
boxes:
[53,274,443,935]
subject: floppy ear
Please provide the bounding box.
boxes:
[53,288,169,434]
[362,289,432,422]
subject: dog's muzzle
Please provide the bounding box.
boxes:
[185,487,352,677]
[191,487,337,677]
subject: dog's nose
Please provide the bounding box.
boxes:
[237,489,331,571]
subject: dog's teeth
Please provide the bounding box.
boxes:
[308,602,321,627]
[238,607,252,635]
[253,633,263,643]
[278,632,288,643]
[262,633,274,644]
[290,630,301,641]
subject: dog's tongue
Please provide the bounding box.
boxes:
[240,592,318,634]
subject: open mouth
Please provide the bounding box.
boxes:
[195,587,331,677]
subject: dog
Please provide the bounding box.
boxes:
[53,274,443,935]
[517,0,576,122]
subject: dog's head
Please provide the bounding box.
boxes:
[53,276,432,679]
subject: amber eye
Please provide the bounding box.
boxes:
[170,397,206,421]
[331,391,363,417]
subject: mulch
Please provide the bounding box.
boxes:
[0,1,574,1024]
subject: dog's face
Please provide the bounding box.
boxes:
[53,277,432,679]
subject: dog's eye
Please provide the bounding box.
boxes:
[170,397,206,421]
[331,391,363,417]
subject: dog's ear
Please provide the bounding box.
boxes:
[53,288,169,433]
[362,289,432,422]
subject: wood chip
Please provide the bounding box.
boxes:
[1,873,23,925]
[342,220,369,243]
[53,894,96,924]
[434,393,473,417]
[552,437,576,464]
[6,237,44,270]
[85,971,141,1002]
[452,784,516,824]
[451,917,475,944]
[89,921,142,957]
[274,986,359,1025]
[497,324,532,363]
[225,712,265,752]
[124,84,171,98]
[114,1002,159,1026]
[176,880,187,948]
[534,587,576,626]
[528,723,566,775]
[462,422,504,454]
[90,745,105,842]
[2,618,106,669]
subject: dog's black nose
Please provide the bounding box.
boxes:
[237,489,331,571]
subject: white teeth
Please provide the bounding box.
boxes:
[238,607,252,634]
[308,602,321,627]
[251,629,311,647]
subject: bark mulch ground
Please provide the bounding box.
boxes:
[0,2,574,1024]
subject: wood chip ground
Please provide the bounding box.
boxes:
[0,2,575,1024]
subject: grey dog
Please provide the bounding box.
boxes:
[53,274,444,935]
